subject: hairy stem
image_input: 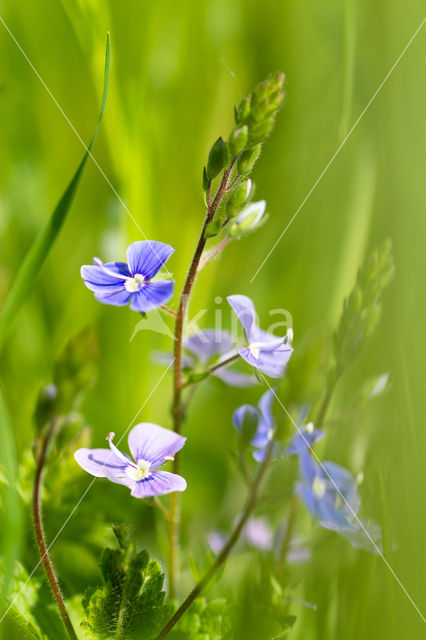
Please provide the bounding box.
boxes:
[32,418,78,640]
[158,437,275,639]
[168,161,235,599]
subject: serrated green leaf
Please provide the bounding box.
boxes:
[81,537,172,640]
[0,33,110,351]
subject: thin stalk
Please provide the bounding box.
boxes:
[180,353,240,390]
[157,436,275,639]
[32,418,78,640]
[168,160,235,598]
[160,305,178,319]
[197,235,231,272]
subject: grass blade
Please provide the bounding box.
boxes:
[0,32,111,351]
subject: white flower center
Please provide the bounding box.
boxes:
[305,422,314,434]
[312,476,326,498]
[126,459,151,481]
[249,342,261,359]
[124,273,146,293]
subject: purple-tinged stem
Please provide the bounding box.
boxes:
[168,160,235,599]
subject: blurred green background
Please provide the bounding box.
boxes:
[0,0,425,638]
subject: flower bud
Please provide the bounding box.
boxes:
[229,125,248,155]
[206,137,228,180]
[226,179,252,217]
[267,71,285,93]
[248,116,276,145]
[237,144,262,174]
[229,200,266,237]
[251,90,285,121]
[235,95,251,124]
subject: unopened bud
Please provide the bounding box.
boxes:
[226,179,252,217]
[229,125,248,155]
[248,116,276,145]
[229,200,266,237]
[237,144,262,175]
[235,95,251,124]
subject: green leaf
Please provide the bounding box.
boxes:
[0,560,46,639]
[0,390,23,597]
[81,535,172,640]
[272,615,297,638]
[206,137,227,180]
[0,32,111,351]
[204,219,223,240]
[169,598,232,640]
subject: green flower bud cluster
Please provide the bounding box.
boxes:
[334,239,394,373]
[203,71,285,190]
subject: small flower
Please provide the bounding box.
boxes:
[297,450,381,551]
[244,517,273,550]
[286,422,324,455]
[227,294,293,378]
[233,389,280,461]
[81,241,175,312]
[153,329,258,387]
[74,423,186,498]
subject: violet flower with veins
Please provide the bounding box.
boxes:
[74,423,186,498]
[227,294,293,378]
[81,240,175,312]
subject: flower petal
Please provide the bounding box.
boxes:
[81,262,130,292]
[258,389,274,430]
[128,423,186,469]
[130,281,174,312]
[74,448,129,478]
[227,295,257,341]
[130,471,187,498]
[94,288,132,306]
[238,347,287,378]
[184,329,234,362]
[213,368,259,387]
[286,426,324,455]
[126,241,175,279]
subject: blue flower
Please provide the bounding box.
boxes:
[286,422,324,455]
[296,450,381,551]
[233,389,280,461]
[227,295,293,378]
[81,240,175,312]
[154,329,258,387]
[74,423,186,498]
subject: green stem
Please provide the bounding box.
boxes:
[32,418,78,640]
[157,436,275,639]
[168,160,235,599]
